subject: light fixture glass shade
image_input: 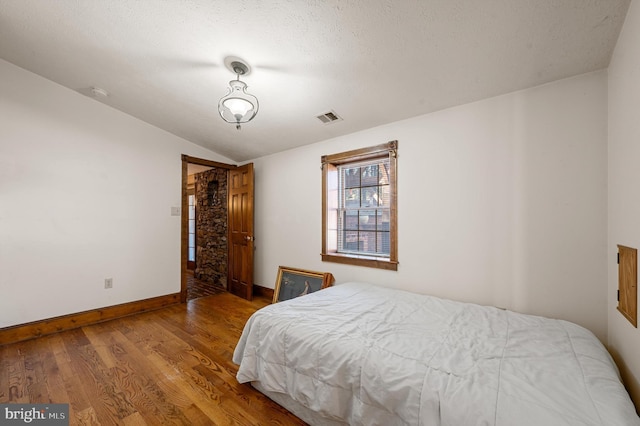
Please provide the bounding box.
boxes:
[218,79,258,127]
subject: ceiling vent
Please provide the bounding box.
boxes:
[316,110,343,124]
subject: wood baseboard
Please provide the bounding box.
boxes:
[253,284,274,301]
[0,293,181,346]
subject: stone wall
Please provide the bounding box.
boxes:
[194,168,228,288]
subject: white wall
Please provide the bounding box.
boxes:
[608,0,640,411]
[0,59,230,328]
[0,49,610,349]
[252,71,608,341]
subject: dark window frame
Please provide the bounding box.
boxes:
[321,141,398,271]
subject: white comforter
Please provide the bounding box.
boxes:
[233,282,639,426]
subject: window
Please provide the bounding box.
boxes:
[322,141,398,270]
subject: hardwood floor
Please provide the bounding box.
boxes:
[0,293,306,425]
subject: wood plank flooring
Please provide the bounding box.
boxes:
[0,293,306,425]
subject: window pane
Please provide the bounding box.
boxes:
[336,159,391,257]
[188,247,195,262]
[361,187,381,207]
[343,231,359,251]
[358,231,376,253]
[378,231,390,254]
[361,164,379,187]
[343,210,359,230]
[344,188,360,208]
[359,210,375,231]
[379,161,390,184]
[378,210,390,231]
[379,185,390,208]
[188,233,195,247]
[343,167,360,188]
[188,219,195,233]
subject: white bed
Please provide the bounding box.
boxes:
[233,282,640,426]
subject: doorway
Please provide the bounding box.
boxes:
[180,155,255,302]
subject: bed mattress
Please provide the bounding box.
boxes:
[233,282,639,426]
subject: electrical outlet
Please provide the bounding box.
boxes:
[104,278,113,289]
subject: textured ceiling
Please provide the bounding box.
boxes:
[0,0,631,162]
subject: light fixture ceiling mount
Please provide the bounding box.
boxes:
[230,60,249,76]
[218,58,258,130]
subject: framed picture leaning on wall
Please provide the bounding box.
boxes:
[273,266,335,303]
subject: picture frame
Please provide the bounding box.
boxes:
[273,266,335,303]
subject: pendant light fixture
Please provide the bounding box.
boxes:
[218,59,258,130]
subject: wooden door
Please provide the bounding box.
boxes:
[228,163,254,300]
